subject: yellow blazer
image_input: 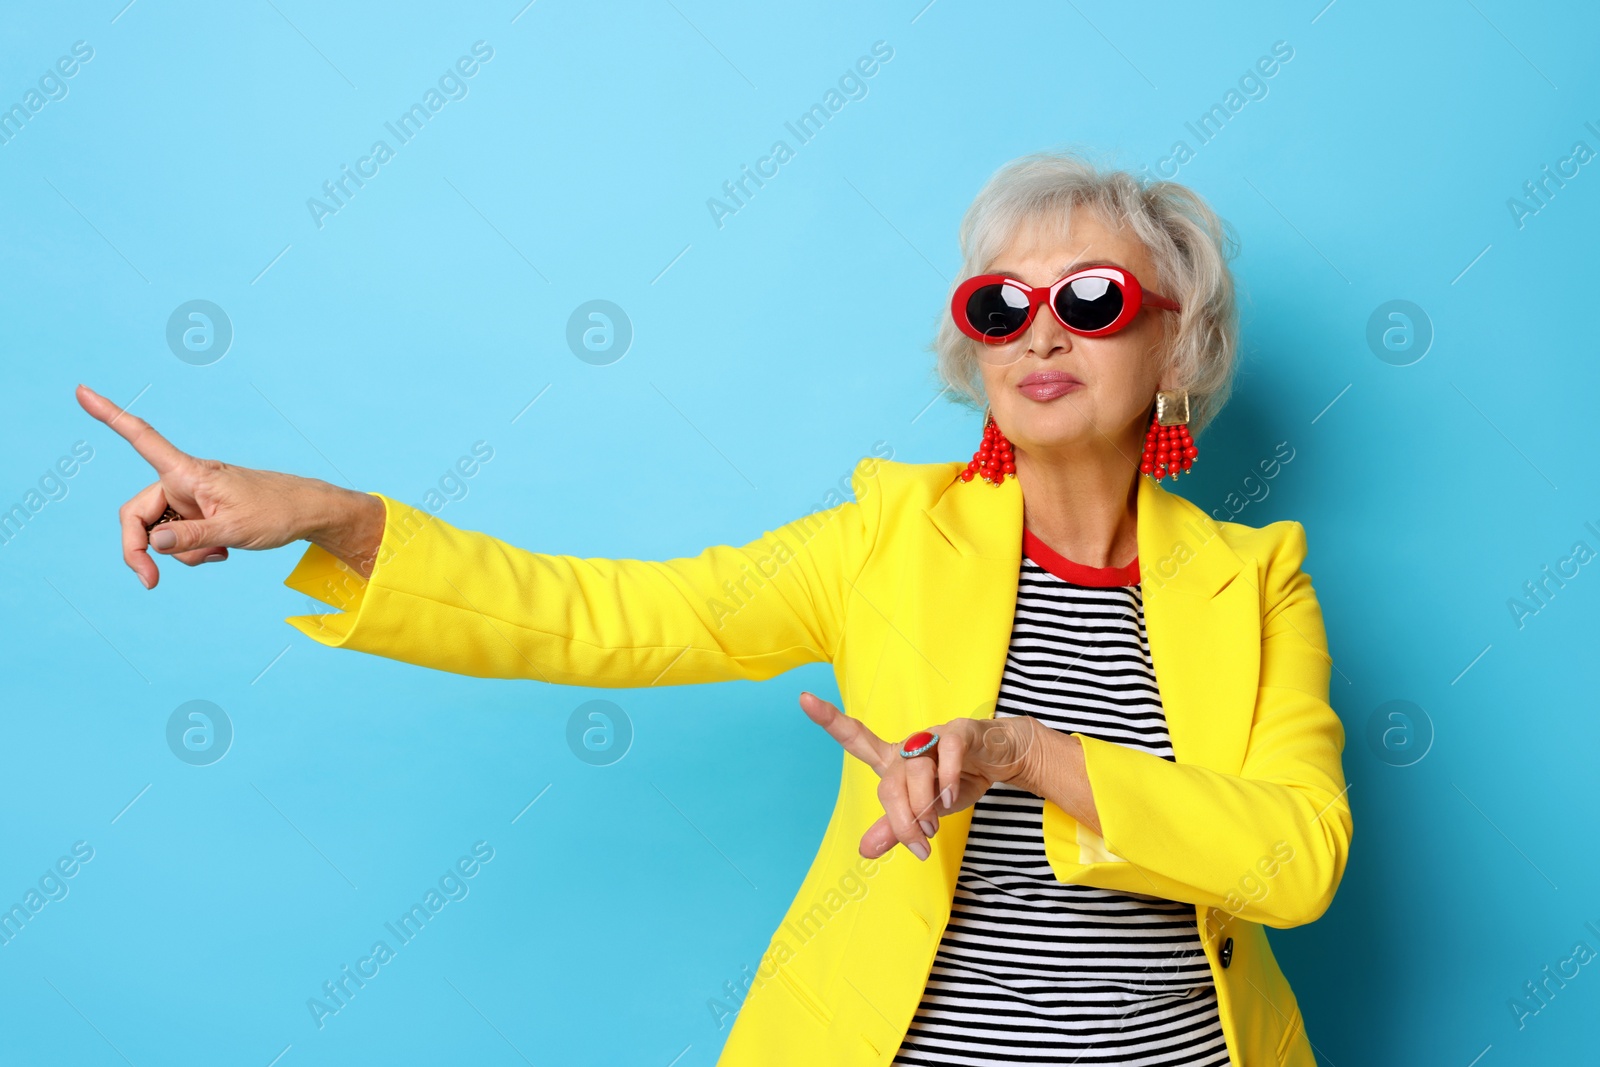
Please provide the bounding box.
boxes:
[283,456,1352,1067]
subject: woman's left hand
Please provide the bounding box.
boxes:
[798,691,1039,862]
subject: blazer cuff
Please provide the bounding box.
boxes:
[1043,729,1184,883]
[1041,797,1127,868]
[1070,731,1168,863]
[281,492,431,648]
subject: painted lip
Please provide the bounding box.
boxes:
[1015,371,1084,401]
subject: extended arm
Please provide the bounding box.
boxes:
[76,382,888,688]
[284,462,888,687]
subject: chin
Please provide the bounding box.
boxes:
[1001,404,1092,444]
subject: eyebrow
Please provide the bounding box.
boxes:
[984,258,1128,281]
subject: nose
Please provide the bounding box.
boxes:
[1025,298,1072,358]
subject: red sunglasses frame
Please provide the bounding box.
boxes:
[950,265,1182,345]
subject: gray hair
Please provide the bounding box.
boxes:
[928,148,1241,437]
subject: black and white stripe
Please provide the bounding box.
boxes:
[893,557,1229,1066]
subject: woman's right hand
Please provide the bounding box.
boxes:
[76,384,386,589]
[798,691,1038,862]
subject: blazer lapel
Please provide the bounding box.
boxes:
[1127,472,1259,776]
[919,464,1259,776]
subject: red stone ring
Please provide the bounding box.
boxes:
[899,731,939,759]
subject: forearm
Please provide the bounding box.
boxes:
[1012,716,1101,837]
[283,490,867,686]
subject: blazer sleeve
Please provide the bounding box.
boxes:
[1040,520,1353,929]
[280,457,889,686]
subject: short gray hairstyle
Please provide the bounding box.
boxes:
[929,148,1241,437]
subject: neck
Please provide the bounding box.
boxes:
[1014,439,1142,570]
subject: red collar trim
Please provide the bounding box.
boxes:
[1022,528,1140,587]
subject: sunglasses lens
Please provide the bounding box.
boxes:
[964,282,1032,342]
[1055,275,1125,332]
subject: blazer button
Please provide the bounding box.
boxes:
[1219,937,1234,969]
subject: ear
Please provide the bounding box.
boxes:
[1152,363,1187,397]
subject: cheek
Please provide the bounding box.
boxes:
[1104,338,1164,393]
[1079,345,1161,426]
[975,359,1012,402]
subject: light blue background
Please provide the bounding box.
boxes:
[2,1,1597,1063]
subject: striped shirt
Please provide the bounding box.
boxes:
[893,529,1230,1067]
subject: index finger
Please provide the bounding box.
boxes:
[798,692,891,775]
[75,384,192,475]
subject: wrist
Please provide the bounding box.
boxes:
[975,715,1043,789]
[1003,715,1047,793]
[1012,721,1100,837]
[304,484,385,578]
[999,716,1077,797]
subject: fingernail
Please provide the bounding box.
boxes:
[203,553,225,563]
[941,786,954,810]
[909,840,930,862]
[919,818,936,837]
[138,572,151,590]
[150,528,176,550]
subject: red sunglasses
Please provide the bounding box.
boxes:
[951,265,1181,345]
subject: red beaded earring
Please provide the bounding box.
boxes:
[960,408,1015,485]
[1140,389,1198,481]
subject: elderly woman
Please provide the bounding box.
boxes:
[78,151,1350,1066]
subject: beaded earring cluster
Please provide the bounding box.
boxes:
[1140,389,1198,481]
[959,389,1199,486]
[959,408,1015,485]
